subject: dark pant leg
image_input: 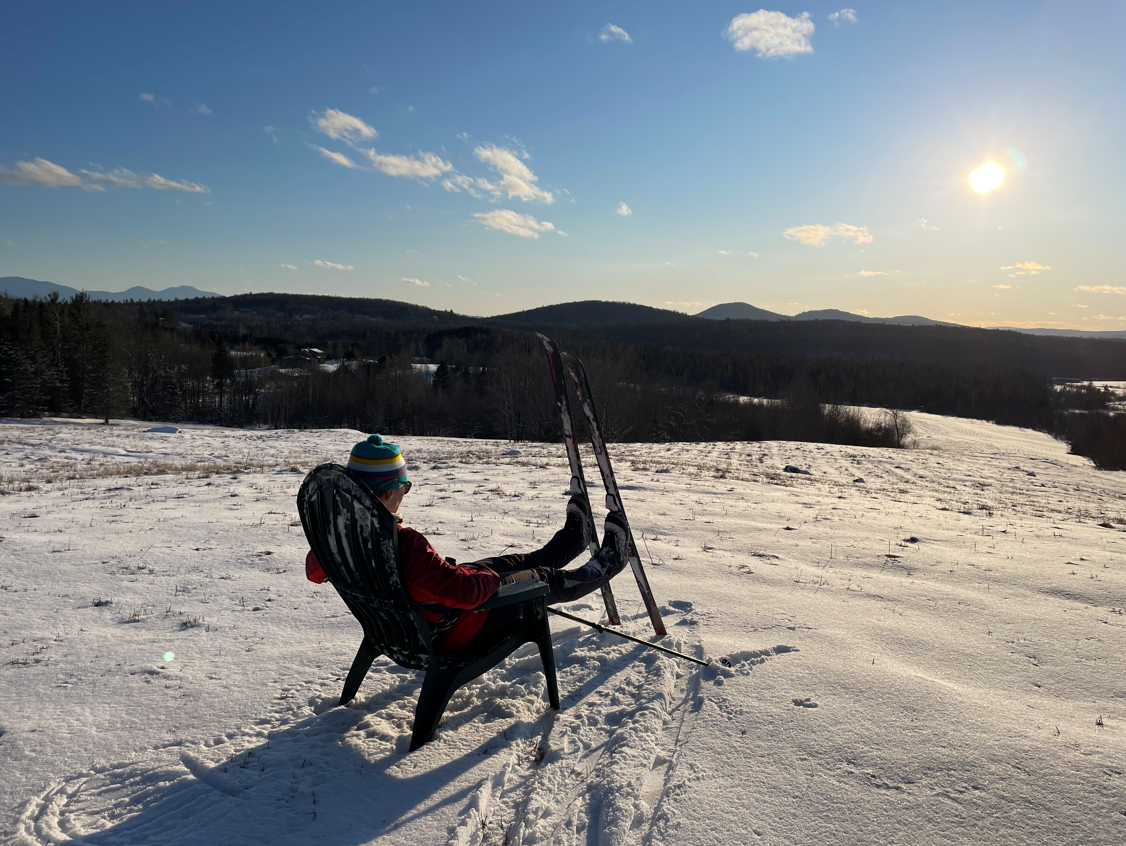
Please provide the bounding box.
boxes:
[464,516,586,581]
[464,515,621,607]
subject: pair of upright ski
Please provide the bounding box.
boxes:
[536,333,667,638]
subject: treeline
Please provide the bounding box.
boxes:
[1,294,1122,469]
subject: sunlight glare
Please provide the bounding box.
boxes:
[970,161,1004,193]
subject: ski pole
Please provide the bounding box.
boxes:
[547,608,710,666]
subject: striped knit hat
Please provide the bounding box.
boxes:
[347,434,408,493]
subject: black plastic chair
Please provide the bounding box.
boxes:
[296,463,560,751]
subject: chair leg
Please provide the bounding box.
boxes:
[340,638,380,706]
[531,598,560,710]
[411,667,458,751]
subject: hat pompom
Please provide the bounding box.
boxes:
[367,434,384,446]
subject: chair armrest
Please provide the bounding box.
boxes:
[474,580,549,609]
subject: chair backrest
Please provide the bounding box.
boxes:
[296,463,434,670]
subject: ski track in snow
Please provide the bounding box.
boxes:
[2,415,1126,844]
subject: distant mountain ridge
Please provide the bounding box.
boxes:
[696,302,950,327]
[695,301,1125,338]
[0,276,219,302]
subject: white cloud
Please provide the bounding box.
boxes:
[140,93,155,102]
[309,260,354,270]
[828,8,858,25]
[315,146,359,169]
[994,284,1013,289]
[280,263,297,270]
[724,11,814,58]
[473,145,553,203]
[403,277,430,287]
[1000,261,1050,275]
[81,167,144,189]
[834,223,872,244]
[858,270,890,276]
[784,222,872,245]
[919,218,940,230]
[441,173,488,197]
[364,148,452,179]
[718,250,760,257]
[1076,285,1126,294]
[75,166,208,193]
[783,224,833,245]
[145,173,210,193]
[600,23,632,43]
[0,158,83,188]
[264,126,279,143]
[310,108,377,143]
[457,275,473,283]
[473,209,557,239]
[195,103,212,115]
[617,202,632,216]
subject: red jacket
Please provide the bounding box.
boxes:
[305,522,500,650]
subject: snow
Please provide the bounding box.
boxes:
[2,415,1125,844]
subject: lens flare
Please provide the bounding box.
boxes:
[970,162,1004,193]
[164,651,175,662]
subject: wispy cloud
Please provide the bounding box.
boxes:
[365,149,452,179]
[828,8,858,25]
[264,126,280,143]
[315,146,359,169]
[724,11,814,58]
[1000,261,1050,275]
[308,260,354,270]
[1076,285,1126,294]
[784,222,872,245]
[718,250,760,257]
[783,224,834,245]
[310,108,378,143]
[2,158,209,192]
[280,263,297,270]
[617,202,632,216]
[403,277,430,287]
[195,103,212,115]
[81,167,144,189]
[473,209,558,239]
[919,218,940,230]
[834,223,872,244]
[145,174,210,193]
[140,93,155,102]
[441,173,486,196]
[0,158,83,188]
[600,23,632,43]
[994,284,1013,289]
[473,145,553,203]
[858,270,891,276]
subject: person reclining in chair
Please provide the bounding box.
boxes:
[305,434,629,651]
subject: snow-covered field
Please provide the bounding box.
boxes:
[2,414,1125,845]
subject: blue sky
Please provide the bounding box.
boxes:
[2,1,1124,327]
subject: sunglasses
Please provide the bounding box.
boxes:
[399,481,412,495]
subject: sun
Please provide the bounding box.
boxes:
[970,161,1004,193]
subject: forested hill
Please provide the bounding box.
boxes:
[490,300,690,326]
[535,318,1126,380]
[146,293,1126,379]
[174,292,466,326]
